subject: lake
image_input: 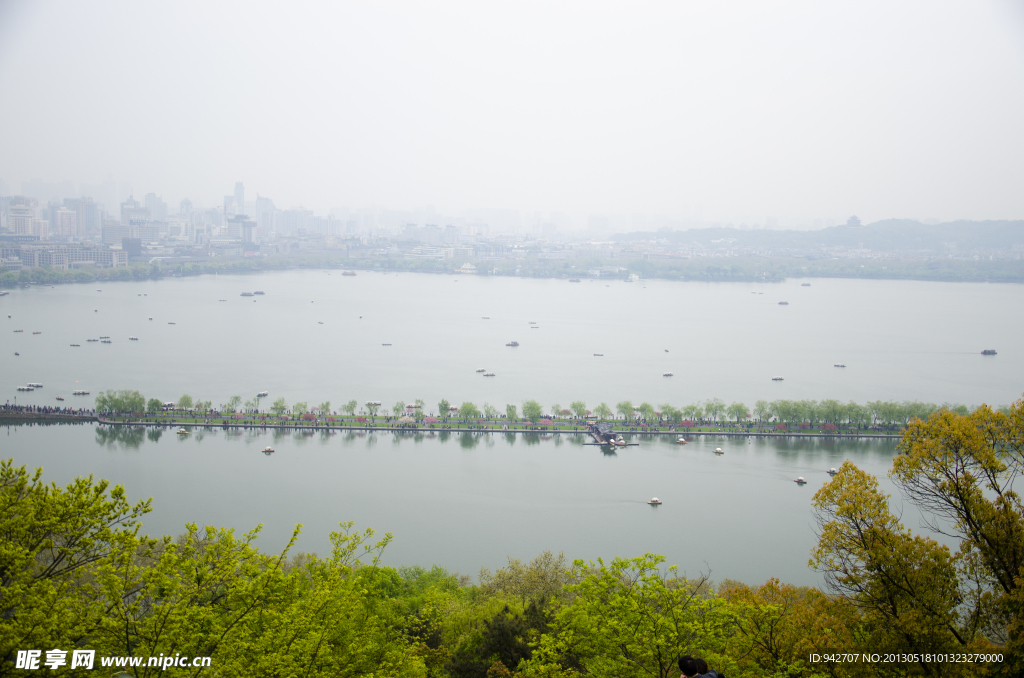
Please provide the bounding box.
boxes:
[4,422,907,586]
[2,271,1020,413]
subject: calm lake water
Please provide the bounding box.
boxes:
[1,272,1015,585]
[5,422,906,586]
[2,271,1021,411]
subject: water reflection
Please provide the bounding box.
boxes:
[146,428,163,443]
[95,426,146,450]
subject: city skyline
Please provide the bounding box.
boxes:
[2,1,1023,224]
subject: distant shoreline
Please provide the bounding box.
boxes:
[3,252,1024,288]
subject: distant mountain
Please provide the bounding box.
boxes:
[612,220,1024,252]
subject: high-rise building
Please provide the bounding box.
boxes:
[54,208,77,237]
[234,183,245,217]
[179,198,192,216]
[144,193,168,221]
[223,195,235,218]
[121,196,149,231]
[9,199,36,236]
[75,198,99,237]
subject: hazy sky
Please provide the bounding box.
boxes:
[1,0,1023,223]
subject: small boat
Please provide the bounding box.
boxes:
[218,299,226,302]
[99,336,109,339]
[663,372,673,377]
[483,373,495,377]
[87,339,98,342]
[168,322,175,325]
[482,316,490,319]
[101,340,112,344]
[55,396,64,401]
[177,428,188,435]
[148,317,153,320]
[318,321,324,325]
[262,446,275,454]
[381,343,392,346]
[70,344,80,347]
[342,271,356,276]
[714,448,724,455]
[476,368,486,372]
[528,321,536,324]
[506,341,519,347]
[801,283,811,286]
[27,383,42,388]
[254,291,265,295]
[827,468,838,476]
[594,353,603,356]
[129,337,138,341]
[257,391,268,397]
[569,278,581,282]
[981,349,997,355]
[665,349,669,352]
[795,477,807,485]
[241,292,253,297]
[32,331,41,335]
[778,301,789,305]
[13,329,22,333]
[17,386,34,391]
[530,326,539,329]
[648,497,662,505]
[73,390,89,395]
[675,437,687,445]
[13,352,18,356]
[772,376,784,381]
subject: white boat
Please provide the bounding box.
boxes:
[648,497,662,505]
[262,446,275,454]
[27,382,43,388]
[257,391,268,397]
[714,448,724,455]
[17,386,34,392]
[675,436,687,444]
[176,428,188,435]
[663,372,673,377]
[827,468,838,476]
[795,477,807,484]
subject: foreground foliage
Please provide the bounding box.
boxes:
[2,396,1022,676]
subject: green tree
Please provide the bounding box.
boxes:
[483,402,498,419]
[177,394,193,412]
[523,554,733,678]
[727,401,750,422]
[594,403,612,420]
[659,404,682,424]
[459,402,481,421]
[616,400,634,422]
[293,401,308,415]
[319,400,331,416]
[505,404,518,420]
[196,400,212,415]
[342,400,357,417]
[0,460,151,664]
[146,398,162,414]
[270,397,288,416]
[227,395,242,412]
[683,403,703,422]
[811,461,980,663]
[570,401,587,419]
[522,400,543,422]
[753,399,770,422]
[704,397,726,421]
[637,402,656,422]
[438,398,450,419]
[365,401,379,419]
[392,401,405,416]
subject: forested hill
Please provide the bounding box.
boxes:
[612,219,1024,252]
